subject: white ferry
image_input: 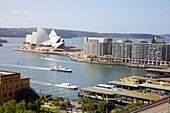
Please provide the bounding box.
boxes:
[55,83,78,90]
[95,84,119,91]
[50,66,72,72]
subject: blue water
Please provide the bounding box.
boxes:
[1,37,169,100]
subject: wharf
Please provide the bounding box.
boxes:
[79,87,163,104]
[139,83,170,91]
[132,76,170,83]
[108,80,139,88]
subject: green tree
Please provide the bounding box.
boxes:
[0,100,37,113]
[16,100,26,113]
[27,100,41,112]
[125,102,142,111]
[151,36,157,43]
[3,100,17,113]
[78,98,89,105]
[97,101,115,113]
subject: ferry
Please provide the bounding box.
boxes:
[55,83,78,90]
[95,84,120,91]
[50,66,72,72]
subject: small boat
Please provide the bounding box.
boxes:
[50,66,72,72]
[55,83,78,90]
[41,57,44,59]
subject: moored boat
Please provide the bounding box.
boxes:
[55,83,78,90]
[94,84,120,91]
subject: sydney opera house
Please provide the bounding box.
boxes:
[25,27,65,49]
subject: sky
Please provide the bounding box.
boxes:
[0,0,170,34]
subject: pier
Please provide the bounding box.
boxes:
[78,87,163,104]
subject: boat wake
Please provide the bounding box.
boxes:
[42,57,74,64]
[31,80,52,86]
[0,63,50,71]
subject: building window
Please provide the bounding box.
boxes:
[9,92,12,96]
[3,87,6,91]
[3,80,7,83]
[9,79,13,82]
[9,86,12,90]
[15,78,18,82]
[14,85,18,89]
[3,93,7,98]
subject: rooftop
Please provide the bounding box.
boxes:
[108,80,139,87]
[139,83,170,91]
[145,68,170,73]
[0,71,15,76]
[20,76,30,79]
[133,76,157,81]
[80,87,161,100]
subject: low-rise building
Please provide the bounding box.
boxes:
[0,70,30,105]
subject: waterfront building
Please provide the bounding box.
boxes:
[0,70,30,105]
[84,37,112,57]
[84,37,170,66]
[146,44,170,62]
[131,43,170,65]
[131,43,146,59]
[112,42,132,58]
[78,85,163,104]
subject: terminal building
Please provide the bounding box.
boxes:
[84,37,170,66]
[0,70,30,105]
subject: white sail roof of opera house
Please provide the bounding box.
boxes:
[25,27,65,48]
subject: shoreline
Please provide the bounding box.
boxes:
[14,47,168,69]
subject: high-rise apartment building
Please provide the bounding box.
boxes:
[84,37,112,57]
[112,42,132,58]
[131,43,146,59]
[0,70,30,105]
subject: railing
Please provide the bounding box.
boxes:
[129,96,169,113]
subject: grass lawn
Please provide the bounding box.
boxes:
[40,106,60,113]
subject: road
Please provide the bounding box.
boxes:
[138,102,170,113]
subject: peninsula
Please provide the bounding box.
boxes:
[0,28,164,38]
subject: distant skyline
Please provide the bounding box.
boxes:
[0,0,170,34]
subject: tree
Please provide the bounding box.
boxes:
[97,101,115,113]
[151,36,157,43]
[16,100,26,113]
[0,100,36,113]
[3,100,17,113]
[81,100,97,112]
[27,100,41,112]
[15,87,40,103]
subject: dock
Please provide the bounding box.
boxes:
[78,87,164,104]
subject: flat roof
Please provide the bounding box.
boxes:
[145,68,170,73]
[133,76,158,81]
[108,80,139,87]
[80,87,161,100]
[20,76,30,79]
[0,71,14,75]
[159,78,170,82]
[139,83,170,91]
[0,71,13,75]
[134,76,170,82]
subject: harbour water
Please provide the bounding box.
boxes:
[1,37,169,100]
